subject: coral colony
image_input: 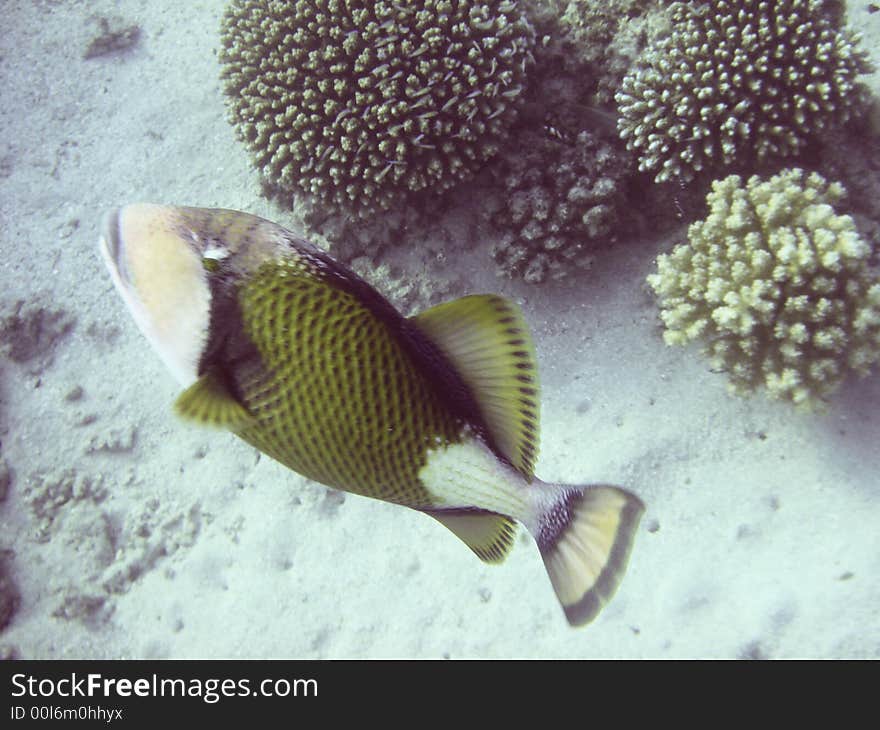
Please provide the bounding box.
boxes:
[615,0,872,183]
[219,0,535,217]
[489,128,630,283]
[647,169,880,408]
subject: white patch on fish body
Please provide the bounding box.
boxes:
[418,434,530,521]
[203,244,230,261]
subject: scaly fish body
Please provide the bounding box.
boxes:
[100,204,644,625]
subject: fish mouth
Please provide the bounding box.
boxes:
[98,208,131,286]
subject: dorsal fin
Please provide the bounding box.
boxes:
[412,295,540,479]
[427,510,518,564]
[174,371,255,430]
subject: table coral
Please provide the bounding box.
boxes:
[647,168,880,407]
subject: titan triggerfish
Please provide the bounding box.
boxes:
[98,204,644,626]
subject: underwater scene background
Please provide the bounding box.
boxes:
[0,0,878,658]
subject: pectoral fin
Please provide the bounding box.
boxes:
[174,371,254,430]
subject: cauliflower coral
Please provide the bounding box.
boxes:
[647,168,880,407]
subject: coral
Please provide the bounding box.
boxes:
[558,0,648,63]
[647,168,880,407]
[488,127,632,283]
[514,1,621,131]
[219,0,535,218]
[616,0,872,183]
[551,0,672,106]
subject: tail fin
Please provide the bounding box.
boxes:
[532,483,644,626]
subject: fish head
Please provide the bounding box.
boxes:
[100,204,309,387]
[99,204,211,387]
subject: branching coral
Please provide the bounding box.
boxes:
[616,0,872,183]
[553,0,672,106]
[219,0,534,218]
[489,127,631,283]
[648,168,880,407]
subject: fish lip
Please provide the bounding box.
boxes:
[99,208,129,284]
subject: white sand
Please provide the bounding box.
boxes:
[0,0,878,659]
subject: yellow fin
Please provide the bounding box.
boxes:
[413,295,540,479]
[428,510,518,564]
[174,372,254,430]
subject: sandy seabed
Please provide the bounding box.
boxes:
[0,0,878,659]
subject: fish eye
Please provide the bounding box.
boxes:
[202,241,230,272]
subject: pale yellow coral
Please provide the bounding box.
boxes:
[647,168,880,408]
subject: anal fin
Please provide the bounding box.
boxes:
[427,509,518,564]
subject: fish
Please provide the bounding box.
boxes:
[98,204,644,626]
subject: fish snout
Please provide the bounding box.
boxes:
[98,207,127,283]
